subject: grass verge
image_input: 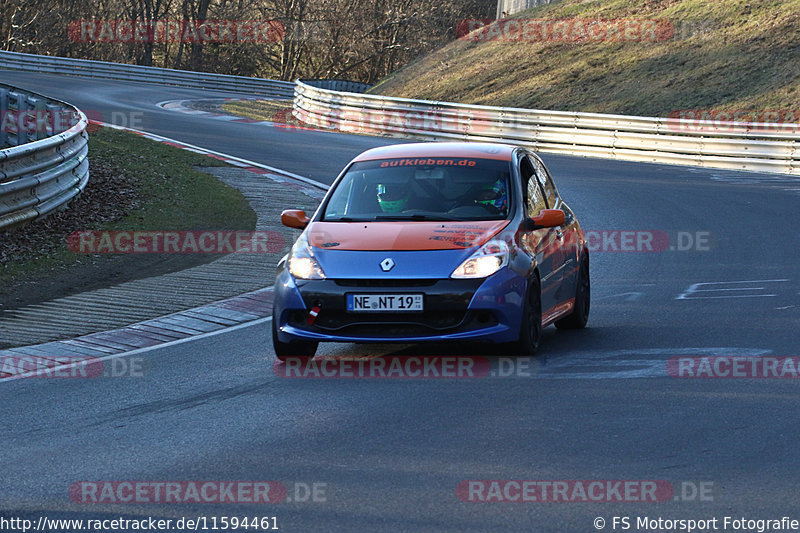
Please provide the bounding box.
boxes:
[221,99,303,126]
[369,0,800,116]
[0,126,256,310]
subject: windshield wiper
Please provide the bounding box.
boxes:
[324,216,368,222]
[373,213,461,221]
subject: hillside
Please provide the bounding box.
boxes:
[369,0,800,117]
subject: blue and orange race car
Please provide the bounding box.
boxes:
[272,142,589,360]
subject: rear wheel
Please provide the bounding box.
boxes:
[510,276,543,356]
[555,253,590,330]
[272,311,318,362]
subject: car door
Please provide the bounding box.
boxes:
[532,156,577,303]
[518,153,561,313]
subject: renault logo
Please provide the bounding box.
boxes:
[380,258,395,272]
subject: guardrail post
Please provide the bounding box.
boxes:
[28,96,48,142]
[8,91,24,147]
[0,88,8,148]
[46,103,63,135]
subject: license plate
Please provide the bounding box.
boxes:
[346,293,424,312]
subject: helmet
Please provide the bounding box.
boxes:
[475,178,507,213]
[377,183,408,213]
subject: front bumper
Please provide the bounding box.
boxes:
[273,267,527,344]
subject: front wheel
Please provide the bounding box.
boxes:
[555,253,590,330]
[272,313,318,362]
[509,276,543,356]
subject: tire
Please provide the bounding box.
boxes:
[272,312,318,362]
[555,253,590,330]
[510,276,543,356]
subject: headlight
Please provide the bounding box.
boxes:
[288,232,326,280]
[451,240,509,279]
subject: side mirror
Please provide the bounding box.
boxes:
[524,209,565,231]
[281,209,310,229]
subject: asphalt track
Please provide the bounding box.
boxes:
[1,70,799,532]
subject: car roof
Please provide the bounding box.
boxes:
[351,142,516,162]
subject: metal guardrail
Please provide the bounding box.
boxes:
[0,84,89,229]
[0,50,295,98]
[3,50,794,177]
[301,79,371,94]
[293,81,800,175]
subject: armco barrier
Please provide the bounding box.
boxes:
[0,50,295,98]
[3,51,795,176]
[293,81,800,175]
[301,79,371,93]
[0,84,89,229]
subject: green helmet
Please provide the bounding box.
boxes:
[475,178,507,213]
[377,183,408,213]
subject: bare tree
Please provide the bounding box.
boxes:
[119,0,172,66]
[5,0,495,80]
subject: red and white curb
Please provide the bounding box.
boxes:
[0,123,328,382]
[97,120,329,194]
[157,97,324,132]
[0,288,275,381]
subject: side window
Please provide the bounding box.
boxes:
[521,157,547,218]
[533,157,558,207]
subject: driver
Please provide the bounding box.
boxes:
[474,178,508,214]
[377,183,409,213]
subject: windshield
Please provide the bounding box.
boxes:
[321,157,512,221]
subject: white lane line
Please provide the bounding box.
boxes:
[93,121,329,191]
[155,97,263,109]
[694,279,790,283]
[676,279,790,300]
[595,292,644,302]
[537,347,772,380]
[681,294,779,299]
[691,287,771,292]
[0,317,272,384]
[4,121,325,383]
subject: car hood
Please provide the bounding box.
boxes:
[309,248,476,279]
[307,220,509,251]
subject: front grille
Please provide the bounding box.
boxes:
[288,310,498,338]
[314,310,466,330]
[329,323,453,337]
[290,278,489,338]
